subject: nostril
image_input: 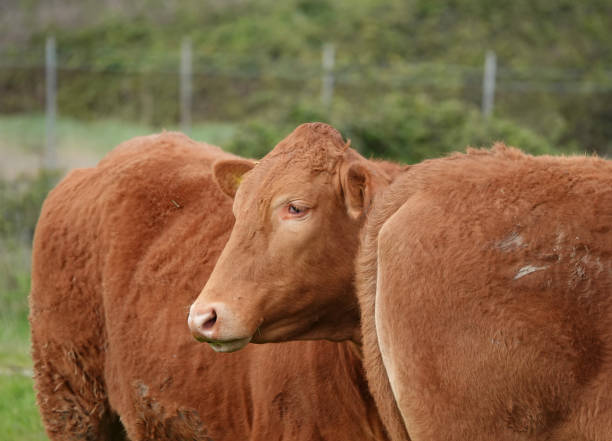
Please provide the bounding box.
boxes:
[202,309,217,330]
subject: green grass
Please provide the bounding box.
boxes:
[0,238,45,440]
[0,375,47,441]
[0,113,238,181]
[0,113,152,154]
[0,113,237,155]
[0,241,32,368]
[0,312,32,369]
[0,252,47,439]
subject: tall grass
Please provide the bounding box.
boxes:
[0,240,32,367]
[0,239,47,440]
[0,374,47,441]
[0,204,47,441]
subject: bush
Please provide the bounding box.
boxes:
[226,96,559,163]
[341,95,558,162]
[1,0,610,154]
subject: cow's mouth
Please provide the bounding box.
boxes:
[206,336,252,353]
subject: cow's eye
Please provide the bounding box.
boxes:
[288,204,302,214]
[280,203,310,220]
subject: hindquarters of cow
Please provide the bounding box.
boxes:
[30,169,126,440]
[29,132,231,441]
[371,154,612,441]
[356,180,413,441]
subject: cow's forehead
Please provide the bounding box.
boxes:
[234,123,349,217]
[264,122,348,171]
[237,158,330,213]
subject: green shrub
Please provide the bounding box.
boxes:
[1,0,610,154]
[341,95,558,162]
[227,96,559,162]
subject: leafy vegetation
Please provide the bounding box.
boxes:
[229,95,560,162]
[1,0,611,156]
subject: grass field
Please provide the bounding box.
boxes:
[0,240,46,440]
[0,113,238,440]
[0,113,237,177]
[0,374,47,441]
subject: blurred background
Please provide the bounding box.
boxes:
[1,0,611,438]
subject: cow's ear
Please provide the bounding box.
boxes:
[213,159,255,198]
[341,161,379,220]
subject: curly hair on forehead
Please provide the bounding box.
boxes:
[239,123,351,227]
[265,122,350,173]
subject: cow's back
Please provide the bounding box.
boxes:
[362,145,612,440]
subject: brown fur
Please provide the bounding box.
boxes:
[29,132,387,441]
[189,123,407,439]
[359,144,612,440]
[192,122,612,440]
[190,123,403,347]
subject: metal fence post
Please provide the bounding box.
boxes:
[482,50,497,118]
[45,36,57,169]
[180,37,193,136]
[321,43,335,109]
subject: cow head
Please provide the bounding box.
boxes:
[188,123,393,352]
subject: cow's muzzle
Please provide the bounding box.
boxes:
[188,301,255,352]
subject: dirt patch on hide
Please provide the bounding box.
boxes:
[132,380,213,441]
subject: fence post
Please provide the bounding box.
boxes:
[45,36,57,169]
[180,37,193,136]
[482,50,497,118]
[321,43,335,109]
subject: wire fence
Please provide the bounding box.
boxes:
[1,37,611,176]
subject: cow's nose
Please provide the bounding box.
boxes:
[188,305,219,341]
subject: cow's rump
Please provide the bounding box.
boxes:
[363,145,612,441]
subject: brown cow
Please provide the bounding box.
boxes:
[190,123,612,440]
[188,123,401,349]
[189,122,410,440]
[360,145,612,440]
[30,132,387,441]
